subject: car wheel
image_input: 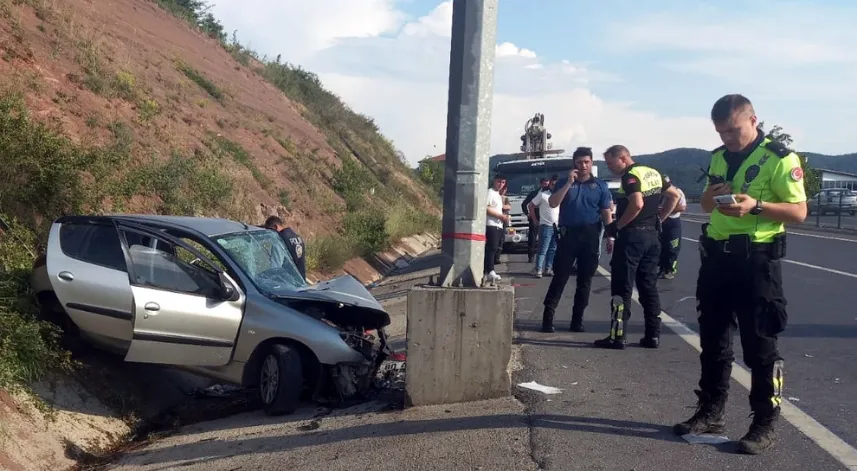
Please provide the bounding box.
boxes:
[258,344,303,416]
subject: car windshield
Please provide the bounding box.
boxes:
[213,229,307,295]
[501,170,567,196]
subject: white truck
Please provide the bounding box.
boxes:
[495,157,620,250]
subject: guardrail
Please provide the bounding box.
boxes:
[683,192,857,231]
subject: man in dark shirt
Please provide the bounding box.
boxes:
[596,145,681,350]
[540,147,613,333]
[522,178,550,263]
[264,215,307,280]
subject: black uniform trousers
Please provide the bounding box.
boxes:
[484,226,503,274]
[696,236,786,415]
[659,217,682,274]
[611,227,662,337]
[542,222,602,322]
[527,221,539,260]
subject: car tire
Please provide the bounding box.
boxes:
[258,344,303,416]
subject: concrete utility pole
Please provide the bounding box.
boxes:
[438,0,499,288]
[406,0,514,409]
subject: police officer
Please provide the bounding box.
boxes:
[540,147,613,333]
[658,176,687,279]
[264,215,307,280]
[597,145,682,350]
[674,94,807,455]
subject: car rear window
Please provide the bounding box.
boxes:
[59,223,127,272]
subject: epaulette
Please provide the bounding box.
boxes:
[711,145,726,154]
[762,140,793,158]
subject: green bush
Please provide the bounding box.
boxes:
[331,157,372,211]
[0,215,75,393]
[343,210,390,257]
[305,235,355,274]
[385,203,441,241]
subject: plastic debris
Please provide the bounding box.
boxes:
[517,381,563,395]
[788,397,800,402]
[682,434,730,445]
[191,384,245,398]
[805,354,814,358]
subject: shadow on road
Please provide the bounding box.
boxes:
[113,412,677,468]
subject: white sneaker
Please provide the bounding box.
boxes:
[485,271,501,283]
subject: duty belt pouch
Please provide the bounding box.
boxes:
[726,234,752,256]
[771,233,787,259]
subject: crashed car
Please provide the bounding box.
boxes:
[30,215,392,416]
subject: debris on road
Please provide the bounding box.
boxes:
[517,381,563,395]
[681,434,731,445]
[805,354,814,358]
[190,384,246,398]
[788,396,801,402]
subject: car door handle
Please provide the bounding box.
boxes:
[58,271,74,281]
[144,302,160,312]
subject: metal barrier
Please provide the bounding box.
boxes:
[684,191,857,231]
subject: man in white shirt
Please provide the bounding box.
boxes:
[485,174,510,283]
[527,175,560,277]
[658,176,687,279]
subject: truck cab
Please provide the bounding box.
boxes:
[494,158,619,249]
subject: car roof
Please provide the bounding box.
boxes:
[57,214,266,237]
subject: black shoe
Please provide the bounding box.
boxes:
[594,336,625,349]
[673,390,727,436]
[737,409,779,455]
[528,256,535,263]
[541,308,555,333]
[569,321,585,333]
[640,336,659,348]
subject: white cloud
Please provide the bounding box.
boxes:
[211,0,717,165]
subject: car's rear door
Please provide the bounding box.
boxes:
[46,218,134,342]
[116,222,245,366]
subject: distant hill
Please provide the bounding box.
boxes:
[491,149,857,196]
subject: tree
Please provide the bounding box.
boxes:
[758,121,820,196]
[416,157,444,198]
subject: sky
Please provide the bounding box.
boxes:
[209,0,857,166]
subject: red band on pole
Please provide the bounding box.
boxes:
[442,232,487,242]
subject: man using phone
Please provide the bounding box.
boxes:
[598,145,682,350]
[539,147,612,333]
[673,94,807,456]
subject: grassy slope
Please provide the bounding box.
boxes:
[0,0,439,392]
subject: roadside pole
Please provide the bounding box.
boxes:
[405,0,515,408]
[437,0,498,288]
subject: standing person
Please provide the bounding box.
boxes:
[658,176,687,279]
[673,94,807,455]
[495,185,511,266]
[522,178,550,263]
[596,145,681,350]
[539,148,612,333]
[484,174,509,284]
[527,175,560,278]
[264,215,307,281]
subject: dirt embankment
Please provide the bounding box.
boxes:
[0,0,438,239]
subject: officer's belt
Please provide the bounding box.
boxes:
[700,235,780,258]
[557,222,601,237]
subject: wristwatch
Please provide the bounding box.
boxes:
[749,200,763,215]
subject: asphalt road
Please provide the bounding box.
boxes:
[685,203,857,230]
[508,219,857,470]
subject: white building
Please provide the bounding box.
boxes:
[818,168,857,190]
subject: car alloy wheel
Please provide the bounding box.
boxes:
[260,354,280,405]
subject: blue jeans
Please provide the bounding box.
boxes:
[535,224,558,272]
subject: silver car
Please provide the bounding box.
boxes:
[30,215,393,416]
[808,189,857,216]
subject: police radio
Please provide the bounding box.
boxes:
[697,167,725,186]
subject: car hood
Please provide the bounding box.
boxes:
[272,275,390,329]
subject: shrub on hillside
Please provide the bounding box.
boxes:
[343,210,390,257]
[385,203,441,242]
[0,215,75,393]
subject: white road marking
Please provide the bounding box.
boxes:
[594,264,857,470]
[680,237,857,279]
[682,216,857,243]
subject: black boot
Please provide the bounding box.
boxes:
[673,390,727,436]
[569,312,584,332]
[541,307,556,333]
[594,296,625,349]
[737,407,780,455]
[640,319,661,348]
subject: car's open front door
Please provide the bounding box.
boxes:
[116,222,245,366]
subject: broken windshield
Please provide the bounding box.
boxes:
[214,229,307,295]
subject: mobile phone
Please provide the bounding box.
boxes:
[714,194,738,205]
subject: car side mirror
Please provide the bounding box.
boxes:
[218,273,240,302]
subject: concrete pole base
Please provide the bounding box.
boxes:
[404,284,515,407]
